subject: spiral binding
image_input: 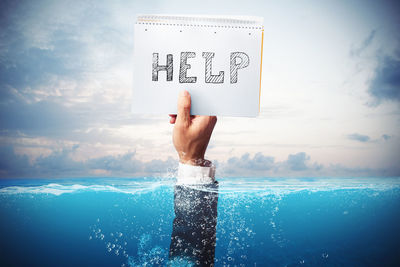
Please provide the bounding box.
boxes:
[136,14,264,30]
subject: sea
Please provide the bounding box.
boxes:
[0,177,399,266]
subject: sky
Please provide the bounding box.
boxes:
[0,0,399,178]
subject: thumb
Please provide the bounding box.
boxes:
[176,90,191,127]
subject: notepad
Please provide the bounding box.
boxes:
[132,14,264,117]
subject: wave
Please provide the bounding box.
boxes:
[218,177,400,195]
[0,179,175,196]
[0,177,399,196]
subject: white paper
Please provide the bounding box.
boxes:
[132,15,264,117]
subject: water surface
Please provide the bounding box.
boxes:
[0,177,399,266]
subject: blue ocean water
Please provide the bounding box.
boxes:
[0,177,399,266]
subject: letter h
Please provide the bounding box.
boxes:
[152,53,173,81]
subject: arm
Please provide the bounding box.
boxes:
[169,90,217,167]
[168,90,219,266]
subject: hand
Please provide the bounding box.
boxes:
[169,90,217,166]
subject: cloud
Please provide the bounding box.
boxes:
[0,0,164,142]
[220,152,275,175]
[219,152,398,178]
[0,146,398,178]
[350,30,376,57]
[34,145,85,176]
[0,144,177,178]
[0,91,86,136]
[347,133,370,143]
[0,145,31,177]
[218,152,323,177]
[368,52,400,104]
[286,152,310,171]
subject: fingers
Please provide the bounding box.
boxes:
[176,90,191,127]
[192,115,217,134]
[205,116,217,130]
[169,114,176,124]
[192,115,217,126]
[209,116,217,126]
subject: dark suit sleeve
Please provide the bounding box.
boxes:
[169,182,219,266]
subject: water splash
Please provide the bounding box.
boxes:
[1,177,398,196]
[0,179,175,196]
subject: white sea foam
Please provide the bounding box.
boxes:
[217,177,400,196]
[0,177,398,196]
[0,179,175,196]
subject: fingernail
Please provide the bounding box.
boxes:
[183,90,189,96]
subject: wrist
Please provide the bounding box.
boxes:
[179,157,211,167]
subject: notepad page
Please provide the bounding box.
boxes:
[132,14,264,117]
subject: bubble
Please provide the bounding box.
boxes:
[228,257,233,261]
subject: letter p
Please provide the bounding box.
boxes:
[230,52,250,84]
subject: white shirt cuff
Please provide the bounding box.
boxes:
[176,162,216,185]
